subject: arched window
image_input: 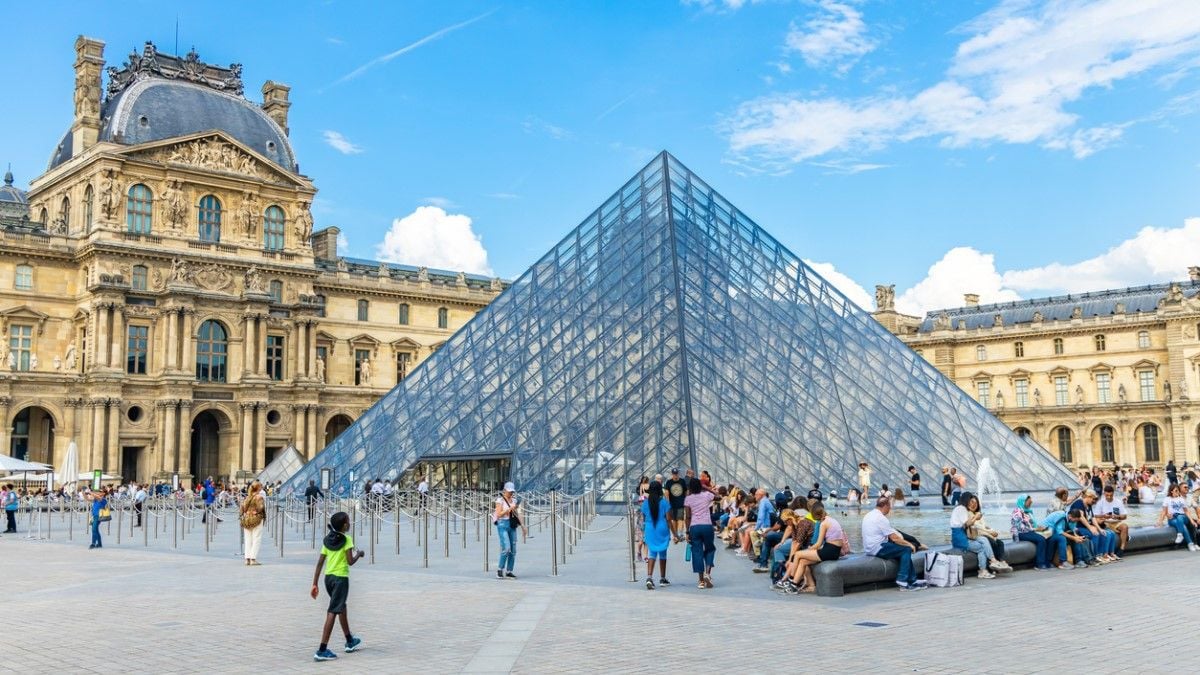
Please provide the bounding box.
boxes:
[357,299,369,322]
[1137,330,1150,349]
[195,320,228,382]
[131,264,148,291]
[1013,341,1024,358]
[126,184,153,233]
[437,307,449,329]
[975,344,986,361]
[1098,425,1115,464]
[268,279,283,303]
[1056,427,1073,464]
[59,196,70,230]
[83,184,94,229]
[1053,337,1064,355]
[1094,334,1106,351]
[39,207,48,225]
[263,205,285,251]
[1141,424,1160,463]
[398,303,410,325]
[14,264,33,290]
[1014,427,1031,438]
[197,194,222,242]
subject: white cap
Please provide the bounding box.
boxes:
[503,482,515,492]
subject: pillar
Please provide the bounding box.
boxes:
[91,401,106,470]
[0,397,10,460]
[164,309,177,370]
[78,399,93,471]
[254,403,267,470]
[256,316,268,377]
[294,405,306,456]
[240,403,253,471]
[308,323,318,380]
[177,401,192,474]
[161,401,177,472]
[307,406,318,457]
[111,306,125,370]
[242,314,255,376]
[96,304,110,368]
[181,310,195,375]
[106,400,121,473]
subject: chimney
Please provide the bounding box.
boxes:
[312,226,340,261]
[71,36,105,154]
[964,293,979,307]
[1189,266,1200,282]
[261,81,292,135]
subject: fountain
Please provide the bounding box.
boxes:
[975,457,1004,512]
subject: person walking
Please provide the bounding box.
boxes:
[310,511,364,661]
[940,467,952,507]
[857,463,873,504]
[641,480,672,589]
[241,481,267,566]
[684,477,716,589]
[664,469,687,543]
[907,466,921,506]
[494,482,525,579]
[3,484,17,533]
[305,480,323,522]
[88,488,109,549]
[200,477,220,524]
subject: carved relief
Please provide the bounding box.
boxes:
[161,179,187,230]
[294,202,313,242]
[874,284,895,312]
[243,266,266,294]
[149,137,273,181]
[99,169,120,220]
[170,257,195,285]
[194,263,234,292]
[74,70,99,118]
[236,191,259,238]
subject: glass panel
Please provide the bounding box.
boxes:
[198,195,222,242]
[126,184,153,233]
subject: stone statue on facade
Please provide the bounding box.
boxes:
[1071,306,1083,319]
[162,180,187,230]
[99,169,120,220]
[1032,311,1043,322]
[170,258,194,285]
[359,357,372,384]
[238,191,259,238]
[933,312,950,330]
[1117,383,1127,403]
[874,284,895,311]
[457,271,467,287]
[243,265,265,294]
[1075,384,1084,405]
[1033,388,1042,407]
[490,278,502,292]
[52,355,61,370]
[29,353,38,371]
[1113,302,1126,314]
[1163,380,1172,402]
[417,267,429,282]
[1166,283,1185,304]
[1180,378,1189,400]
[294,203,313,243]
[995,390,1005,409]
[314,356,325,383]
[64,341,77,371]
[993,313,1004,327]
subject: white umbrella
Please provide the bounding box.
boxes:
[58,441,79,492]
[0,455,50,472]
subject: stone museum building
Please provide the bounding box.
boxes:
[873,277,1200,470]
[0,37,505,485]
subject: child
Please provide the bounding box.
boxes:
[311,512,365,661]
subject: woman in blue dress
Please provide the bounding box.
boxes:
[641,481,672,589]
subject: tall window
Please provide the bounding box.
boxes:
[1013,341,1024,358]
[1054,376,1069,406]
[396,352,411,381]
[131,265,148,291]
[8,325,32,371]
[398,303,410,325]
[438,307,449,329]
[268,280,283,303]
[126,325,148,374]
[1014,427,1030,438]
[14,264,33,290]
[975,344,986,361]
[195,320,228,382]
[1098,426,1115,464]
[1142,424,1160,462]
[1094,334,1106,351]
[60,196,70,230]
[198,195,222,242]
[1056,427,1073,463]
[976,381,991,408]
[354,349,371,386]
[1137,330,1150,349]
[84,184,94,229]
[1139,370,1156,401]
[126,184,153,233]
[266,335,285,381]
[1015,379,1029,407]
[263,205,285,250]
[1096,372,1111,404]
[1053,338,1064,355]
[357,299,369,322]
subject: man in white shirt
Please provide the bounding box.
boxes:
[1094,484,1129,556]
[417,477,429,513]
[862,497,924,591]
[133,483,147,528]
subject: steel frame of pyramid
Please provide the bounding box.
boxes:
[283,152,1076,501]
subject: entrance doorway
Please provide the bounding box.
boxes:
[189,411,223,481]
[324,414,353,447]
[10,407,54,464]
[121,446,141,483]
[411,456,511,492]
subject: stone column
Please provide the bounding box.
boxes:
[254,403,267,470]
[177,401,192,473]
[256,316,268,378]
[308,405,319,458]
[161,401,177,473]
[164,309,177,371]
[181,310,195,376]
[308,323,318,380]
[96,304,110,368]
[242,314,255,377]
[111,306,126,370]
[106,399,121,472]
[294,405,306,456]
[0,397,10,460]
[91,400,106,470]
[240,403,253,471]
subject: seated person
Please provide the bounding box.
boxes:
[1046,487,1071,514]
[1010,495,1058,570]
[1094,485,1130,557]
[1070,490,1118,563]
[807,483,823,502]
[1125,479,1141,505]
[1157,484,1199,551]
[1044,508,1095,568]
[781,501,846,594]
[862,497,924,591]
[1137,481,1156,505]
[950,492,1011,579]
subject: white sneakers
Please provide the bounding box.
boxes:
[977,570,996,579]
[1176,533,1184,544]
[1189,543,1199,552]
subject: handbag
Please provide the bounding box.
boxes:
[97,506,112,523]
[924,552,963,588]
[240,497,264,529]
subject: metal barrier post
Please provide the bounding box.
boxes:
[549,490,559,576]
[443,500,450,558]
[421,504,430,568]
[627,503,638,582]
[172,499,178,549]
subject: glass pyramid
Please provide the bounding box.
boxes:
[284,152,1075,501]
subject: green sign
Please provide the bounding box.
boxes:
[92,469,101,491]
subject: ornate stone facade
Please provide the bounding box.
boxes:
[873,276,1200,470]
[0,38,506,485]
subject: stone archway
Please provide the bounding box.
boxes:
[10,406,55,465]
[325,414,353,447]
[189,409,232,482]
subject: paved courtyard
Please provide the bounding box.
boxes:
[1,510,1196,673]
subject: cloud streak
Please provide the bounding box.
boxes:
[322,130,363,154]
[331,8,498,86]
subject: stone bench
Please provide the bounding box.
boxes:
[812,526,1179,597]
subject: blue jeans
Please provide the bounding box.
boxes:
[1078,527,1116,555]
[689,524,715,574]
[758,531,782,566]
[91,518,102,547]
[1017,531,1051,567]
[496,521,517,571]
[873,541,915,584]
[771,539,793,578]
[1167,514,1195,545]
[1056,535,1092,563]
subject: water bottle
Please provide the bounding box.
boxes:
[685,541,692,562]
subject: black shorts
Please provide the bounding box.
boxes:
[325,575,349,614]
[670,507,687,522]
[817,541,842,562]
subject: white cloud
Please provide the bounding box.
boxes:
[375,206,493,275]
[784,1,875,73]
[337,232,350,253]
[683,0,764,11]
[725,0,1200,169]
[322,130,363,155]
[421,196,458,209]
[802,258,874,310]
[894,247,1022,315]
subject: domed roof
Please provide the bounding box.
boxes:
[0,168,27,205]
[48,44,296,173]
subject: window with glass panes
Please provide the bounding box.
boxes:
[1094,334,1106,351]
[126,184,153,233]
[8,325,32,371]
[1056,427,1073,463]
[198,195,222,242]
[1015,379,1029,407]
[131,265,148,291]
[1013,341,1024,357]
[269,280,282,303]
[84,184,93,229]
[266,335,285,381]
[14,264,32,290]
[976,381,990,407]
[1096,372,1111,403]
[438,307,449,329]
[398,303,410,325]
[263,205,285,250]
[1054,376,1068,405]
[1142,424,1160,462]
[1139,370,1156,401]
[1137,331,1150,349]
[357,299,369,322]
[355,349,371,386]
[396,352,411,381]
[1099,426,1115,463]
[195,320,228,382]
[1053,338,1064,354]
[975,344,986,361]
[126,325,148,374]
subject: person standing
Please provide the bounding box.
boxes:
[684,477,716,589]
[201,477,220,524]
[663,468,687,543]
[241,481,267,566]
[940,467,952,507]
[310,511,365,661]
[857,463,872,504]
[417,475,429,513]
[88,488,109,549]
[494,482,525,579]
[641,481,671,589]
[305,480,323,522]
[862,497,923,591]
[1166,460,1178,486]
[907,466,921,506]
[133,483,147,528]
[950,468,966,505]
[3,484,17,533]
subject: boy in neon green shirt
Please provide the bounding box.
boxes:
[310,511,364,661]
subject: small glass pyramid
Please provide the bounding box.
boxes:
[284,152,1076,501]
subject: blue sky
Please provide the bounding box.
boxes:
[4,0,1200,315]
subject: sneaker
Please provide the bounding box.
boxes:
[895,580,910,589]
[977,570,996,579]
[772,579,788,592]
[1189,543,1199,552]
[658,578,671,587]
[1074,562,1088,569]
[497,570,504,579]
[645,578,655,590]
[313,649,338,662]
[1176,533,1184,544]
[987,560,1010,572]
[505,572,517,579]
[753,565,769,573]
[783,582,800,595]
[898,583,920,592]
[911,579,928,587]
[1058,563,1073,570]
[1086,560,1101,567]
[345,636,362,653]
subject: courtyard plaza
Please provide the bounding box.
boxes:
[0,496,1195,673]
